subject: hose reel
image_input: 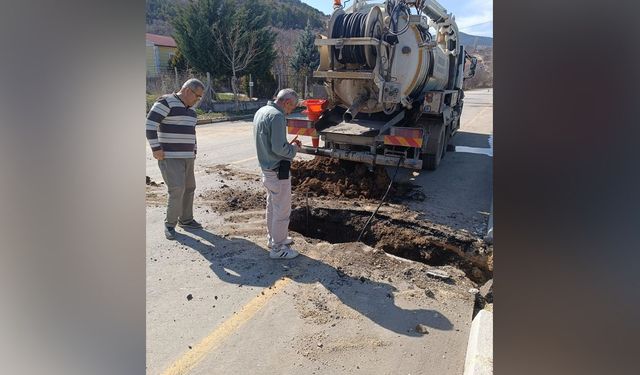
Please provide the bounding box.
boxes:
[330,6,384,69]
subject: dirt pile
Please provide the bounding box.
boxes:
[201,188,265,213]
[291,158,421,200]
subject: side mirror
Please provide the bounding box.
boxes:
[464,51,478,80]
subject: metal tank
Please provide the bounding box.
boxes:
[291,0,478,170]
[315,0,463,120]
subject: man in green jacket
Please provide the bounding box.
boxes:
[253,89,302,259]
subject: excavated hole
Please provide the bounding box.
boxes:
[290,207,492,284]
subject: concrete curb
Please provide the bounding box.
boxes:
[463,309,493,375]
[196,114,254,125]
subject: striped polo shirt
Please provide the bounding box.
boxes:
[146,94,197,158]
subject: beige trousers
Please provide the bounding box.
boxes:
[261,169,292,247]
[158,158,196,227]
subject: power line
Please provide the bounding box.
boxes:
[459,20,493,30]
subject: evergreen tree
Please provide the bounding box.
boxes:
[236,1,277,78]
[172,0,227,75]
[290,21,320,78]
[172,0,276,83]
[168,49,188,71]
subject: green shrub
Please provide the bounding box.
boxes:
[146,94,159,111]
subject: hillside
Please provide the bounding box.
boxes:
[146,0,491,87]
[459,32,493,49]
[145,0,328,35]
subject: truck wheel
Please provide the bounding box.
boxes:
[441,125,450,160]
[446,118,459,152]
[422,122,445,170]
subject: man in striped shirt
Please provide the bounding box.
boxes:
[146,78,204,240]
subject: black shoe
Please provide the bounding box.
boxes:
[164,225,176,240]
[178,219,203,230]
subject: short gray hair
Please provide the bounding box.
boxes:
[182,78,205,92]
[275,88,298,103]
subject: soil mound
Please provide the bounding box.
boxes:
[202,188,265,213]
[291,158,396,199]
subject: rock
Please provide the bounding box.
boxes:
[415,324,430,334]
[426,269,450,280]
[471,267,485,281]
[468,288,480,295]
[186,294,193,301]
[480,279,493,303]
[424,289,436,298]
[317,342,323,348]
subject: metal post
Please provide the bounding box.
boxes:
[304,75,308,99]
[174,67,179,90]
[206,72,211,101]
[249,73,253,100]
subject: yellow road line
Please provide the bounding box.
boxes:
[160,277,292,375]
[462,106,490,128]
[229,156,257,164]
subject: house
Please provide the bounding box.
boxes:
[146,33,177,77]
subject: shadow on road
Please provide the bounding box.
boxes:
[451,131,491,149]
[174,228,453,336]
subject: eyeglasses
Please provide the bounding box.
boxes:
[190,87,203,99]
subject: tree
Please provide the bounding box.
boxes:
[172,0,276,104]
[235,1,276,81]
[172,0,227,76]
[212,19,260,106]
[168,49,188,71]
[290,21,320,95]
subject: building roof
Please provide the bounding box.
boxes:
[145,33,177,48]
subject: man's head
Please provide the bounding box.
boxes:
[178,78,205,107]
[274,89,299,115]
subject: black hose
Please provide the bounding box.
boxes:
[332,12,368,65]
[356,157,403,243]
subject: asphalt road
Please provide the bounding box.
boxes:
[147,88,493,234]
[406,88,493,235]
[145,88,493,374]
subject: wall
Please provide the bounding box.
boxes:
[199,100,268,113]
[145,42,159,77]
[156,46,176,72]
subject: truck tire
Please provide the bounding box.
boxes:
[422,122,446,170]
[446,118,458,152]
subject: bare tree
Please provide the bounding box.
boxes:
[212,21,261,110]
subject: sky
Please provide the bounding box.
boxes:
[301,0,493,37]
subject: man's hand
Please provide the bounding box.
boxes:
[153,150,165,160]
[289,135,301,149]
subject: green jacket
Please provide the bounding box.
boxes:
[253,101,297,170]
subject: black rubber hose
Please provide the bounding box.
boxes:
[332,12,368,65]
[356,157,404,243]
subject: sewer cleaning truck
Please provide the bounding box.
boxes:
[287,0,477,170]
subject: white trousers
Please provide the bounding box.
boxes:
[261,169,292,247]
